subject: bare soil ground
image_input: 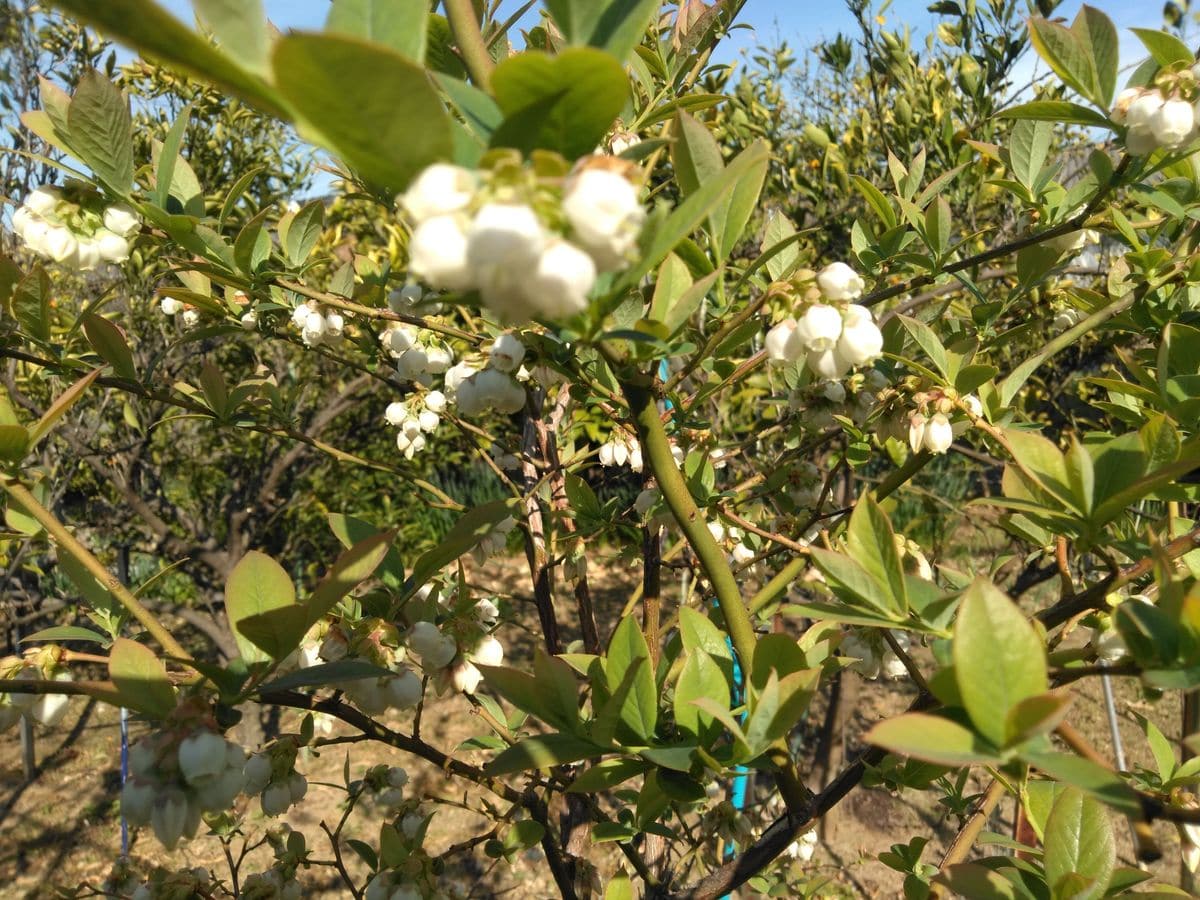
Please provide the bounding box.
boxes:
[0,552,1193,898]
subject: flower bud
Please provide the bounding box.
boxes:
[908,413,927,453]
[424,390,447,413]
[822,381,846,403]
[287,773,308,804]
[387,766,409,788]
[418,409,440,433]
[816,262,865,301]
[385,401,408,426]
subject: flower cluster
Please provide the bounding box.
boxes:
[598,431,643,471]
[380,323,454,384]
[315,620,424,715]
[359,764,410,810]
[13,184,139,269]
[788,367,888,433]
[765,263,884,379]
[409,617,505,695]
[472,514,517,562]
[123,727,248,849]
[0,655,72,730]
[386,391,446,460]
[242,743,309,818]
[401,158,645,322]
[904,392,980,455]
[708,521,758,567]
[445,334,529,416]
[291,301,345,348]
[1112,85,1199,155]
[841,629,911,681]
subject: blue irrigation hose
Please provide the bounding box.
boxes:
[120,706,129,855]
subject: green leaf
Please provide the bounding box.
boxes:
[306,529,395,624]
[999,100,1114,129]
[328,512,405,584]
[1071,6,1118,108]
[762,209,801,280]
[624,141,768,287]
[1130,27,1194,68]
[13,266,51,343]
[21,625,109,645]
[809,548,902,618]
[154,103,195,212]
[1134,713,1176,782]
[1022,751,1141,816]
[67,69,133,193]
[233,209,272,275]
[484,733,601,775]
[567,758,647,793]
[1028,16,1096,105]
[1043,787,1115,900]
[28,367,103,450]
[934,863,1023,899]
[285,200,325,266]
[953,579,1047,748]
[258,659,395,693]
[899,315,951,381]
[534,650,581,733]
[674,650,728,743]
[225,550,299,663]
[1008,119,1051,190]
[194,0,269,76]
[272,32,453,193]
[82,314,136,380]
[56,547,119,620]
[490,48,629,160]
[865,712,1002,767]
[109,636,176,717]
[46,0,287,118]
[325,0,428,61]
[605,615,657,741]
[846,493,908,617]
[543,0,661,62]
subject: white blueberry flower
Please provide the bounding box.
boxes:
[243,753,274,794]
[765,318,803,363]
[529,239,596,318]
[923,412,953,454]
[908,413,927,453]
[425,345,453,373]
[475,367,526,414]
[822,381,846,403]
[836,305,884,366]
[474,598,500,626]
[962,394,982,417]
[181,308,201,329]
[94,229,130,263]
[408,621,458,669]
[816,261,865,301]
[386,670,423,709]
[325,312,345,336]
[470,635,504,668]
[25,185,61,217]
[1110,87,1141,125]
[795,304,844,351]
[562,167,645,270]
[240,311,258,331]
[178,731,228,786]
[401,163,476,222]
[396,348,429,379]
[450,659,483,694]
[467,203,546,315]
[489,333,526,373]
[260,781,292,817]
[1151,97,1194,148]
[418,409,440,432]
[388,283,425,313]
[121,779,155,826]
[1126,91,1164,129]
[151,788,190,849]
[424,390,447,413]
[409,215,473,290]
[43,226,78,264]
[806,347,852,380]
[103,204,141,238]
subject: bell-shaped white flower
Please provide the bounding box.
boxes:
[450,659,483,694]
[178,730,228,786]
[408,621,457,669]
[25,185,61,217]
[765,318,803,363]
[962,394,983,417]
[529,239,596,318]
[417,409,440,432]
[816,261,865,301]
[795,304,843,351]
[1125,91,1164,129]
[396,348,429,379]
[562,168,645,270]
[240,311,258,331]
[908,413,927,453]
[386,670,423,709]
[489,334,526,373]
[837,317,883,367]
[43,226,78,264]
[1125,125,1157,156]
[243,753,274,794]
[806,347,852,380]
[1110,87,1141,125]
[822,381,846,403]
[401,163,476,223]
[103,203,141,238]
[424,345,453,373]
[923,412,953,453]
[325,312,345,336]
[470,635,504,668]
[260,781,292,817]
[409,215,473,290]
[96,230,131,264]
[467,203,546,314]
[1151,97,1194,148]
[121,779,155,826]
[151,789,190,849]
[424,390,447,413]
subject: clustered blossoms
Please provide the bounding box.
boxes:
[12,183,139,269]
[841,629,912,681]
[290,300,346,348]
[401,157,646,322]
[903,391,981,455]
[310,619,424,715]
[708,520,759,567]
[385,390,446,460]
[359,764,410,810]
[598,430,643,471]
[1112,79,1200,155]
[788,367,890,434]
[242,741,309,817]
[409,613,505,696]
[122,726,248,849]
[765,262,884,380]
[0,652,73,731]
[449,333,528,416]
[380,320,454,384]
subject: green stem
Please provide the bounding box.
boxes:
[444,0,494,92]
[3,478,191,660]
